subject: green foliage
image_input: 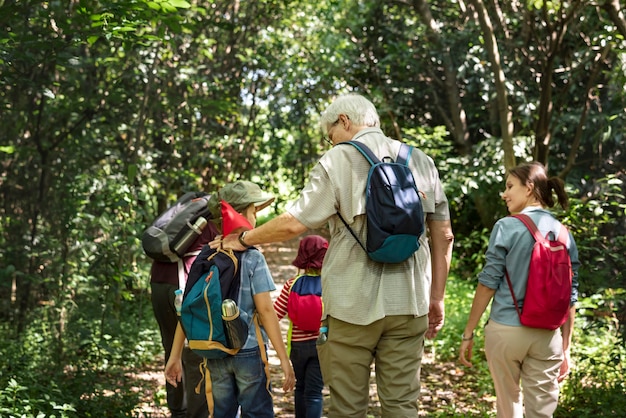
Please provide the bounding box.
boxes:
[443,136,533,280]
[556,290,626,417]
[403,125,453,160]
[451,227,491,280]
[0,292,162,417]
[565,175,626,295]
[0,378,76,418]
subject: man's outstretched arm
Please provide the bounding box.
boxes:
[211,212,309,251]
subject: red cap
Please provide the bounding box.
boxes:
[292,235,328,270]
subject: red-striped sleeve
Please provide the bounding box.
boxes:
[273,277,293,320]
[289,327,318,341]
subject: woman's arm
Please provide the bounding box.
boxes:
[558,306,576,382]
[459,283,496,367]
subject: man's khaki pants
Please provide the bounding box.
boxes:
[317,314,428,418]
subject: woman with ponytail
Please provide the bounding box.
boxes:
[459,161,580,417]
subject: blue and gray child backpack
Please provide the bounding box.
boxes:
[142,192,212,262]
[338,140,425,263]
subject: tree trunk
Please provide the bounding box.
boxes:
[532,1,584,168]
[414,0,471,155]
[559,45,611,178]
[533,56,555,166]
[468,0,516,170]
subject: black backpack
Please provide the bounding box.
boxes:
[338,141,424,263]
[142,192,213,262]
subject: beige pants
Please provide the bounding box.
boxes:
[485,320,563,418]
[317,315,428,418]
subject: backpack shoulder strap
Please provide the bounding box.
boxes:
[504,270,523,319]
[512,214,545,243]
[557,224,569,246]
[252,312,271,392]
[287,274,303,296]
[336,211,367,252]
[506,214,538,321]
[513,213,569,246]
[342,140,414,166]
[395,143,413,166]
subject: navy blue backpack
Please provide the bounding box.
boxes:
[181,247,244,359]
[180,246,270,415]
[338,140,425,263]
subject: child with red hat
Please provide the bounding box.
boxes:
[274,235,328,418]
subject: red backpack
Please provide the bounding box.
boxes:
[287,274,323,332]
[505,214,572,330]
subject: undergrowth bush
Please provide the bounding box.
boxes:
[436,280,625,417]
[0,289,163,418]
[556,290,626,417]
[565,175,626,295]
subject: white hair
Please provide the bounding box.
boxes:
[320,93,380,134]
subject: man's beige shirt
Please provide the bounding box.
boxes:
[288,128,450,326]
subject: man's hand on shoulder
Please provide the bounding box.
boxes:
[209,233,247,251]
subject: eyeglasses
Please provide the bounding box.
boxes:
[323,119,340,146]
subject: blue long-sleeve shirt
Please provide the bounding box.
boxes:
[478,207,580,327]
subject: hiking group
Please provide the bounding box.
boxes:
[146,93,579,418]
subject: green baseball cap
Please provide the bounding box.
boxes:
[209,181,275,217]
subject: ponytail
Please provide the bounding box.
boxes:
[548,177,569,210]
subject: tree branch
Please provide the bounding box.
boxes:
[602,0,626,39]
[468,0,516,169]
[559,45,611,179]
